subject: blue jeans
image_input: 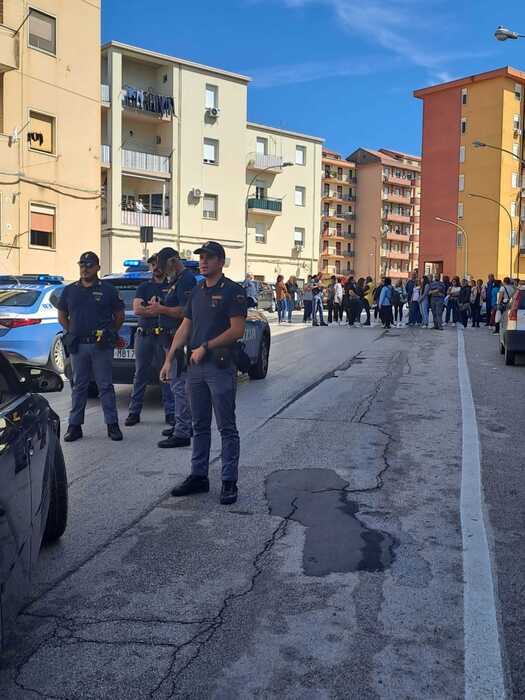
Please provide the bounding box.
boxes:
[286,298,293,322]
[312,296,325,324]
[420,297,429,325]
[277,300,286,322]
[129,333,174,416]
[187,361,239,482]
[70,343,118,425]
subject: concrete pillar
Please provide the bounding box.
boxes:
[109,49,122,272]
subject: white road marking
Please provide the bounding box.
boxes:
[457,328,506,699]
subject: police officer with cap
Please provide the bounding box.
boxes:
[160,241,247,505]
[125,255,174,426]
[147,247,196,447]
[58,251,125,441]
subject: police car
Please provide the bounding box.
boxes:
[0,275,66,375]
[102,260,270,385]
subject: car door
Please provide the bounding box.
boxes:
[0,358,34,648]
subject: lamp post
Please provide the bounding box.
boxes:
[467,193,515,280]
[472,139,525,166]
[435,216,469,278]
[494,25,525,41]
[244,161,293,277]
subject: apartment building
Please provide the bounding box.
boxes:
[415,67,525,280]
[320,149,357,279]
[0,1,101,279]
[347,148,421,282]
[101,42,323,282]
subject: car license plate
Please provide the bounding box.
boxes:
[113,348,135,360]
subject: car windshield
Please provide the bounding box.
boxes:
[105,281,139,311]
[0,289,41,307]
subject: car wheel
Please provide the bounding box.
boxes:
[500,341,505,355]
[248,334,270,380]
[87,381,99,399]
[504,346,515,366]
[43,440,68,544]
[48,335,66,374]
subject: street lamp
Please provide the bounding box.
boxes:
[435,216,469,278]
[494,25,525,41]
[472,139,525,166]
[244,161,293,277]
[467,193,515,279]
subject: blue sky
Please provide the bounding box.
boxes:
[102,1,525,157]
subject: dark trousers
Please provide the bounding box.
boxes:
[129,334,174,416]
[393,303,403,323]
[346,299,360,325]
[362,299,371,325]
[471,303,481,327]
[431,297,444,329]
[328,301,343,323]
[187,362,239,482]
[380,305,393,328]
[485,303,492,326]
[303,299,312,322]
[70,344,118,426]
[446,299,459,323]
[460,306,469,328]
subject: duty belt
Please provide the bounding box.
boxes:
[136,327,163,337]
[77,334,97,344]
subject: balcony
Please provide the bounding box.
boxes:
[322,250,346,260]
[101,145,111,167]
[322,211,354,221]
[383,174,414,187]
[101,84,110,105]
[122,87,174,120]
[0,24,17,72]
[322,228,355,239]
[122,148,171,177]
[384,212,411,224]
[381,249,409,261]
[411,196,421,205]
[247,153,284,173]
[247,197,282,216]
[323,193,356,203]
[384,268,409,279]
[121,210,170,229]
[385,230,409,243]
[382,193,411,205]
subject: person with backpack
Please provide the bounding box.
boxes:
[379,277,394,329]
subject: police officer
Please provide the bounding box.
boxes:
[160,241,247,505]
[124,255,174,427]
[58,251,125,442]
[147,247,196,448]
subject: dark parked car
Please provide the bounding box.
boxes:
[0,354,67,648]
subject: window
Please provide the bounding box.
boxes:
[459,146,465,163]
[205,84,218,109]
[30,204,55,248]
[28,111,55,154]
[294,227,305,247]
[512,172,519,188]
[203,194,217,220]
[28,9,56,55]
[255,222,266,243]
[458,202,464,219]
[256,137,268,155]
[459,174,464,192]
[294,186,305,206]
[295,145,306,166]
[461,88,468,105]
[461,118,467,134]
[203,138,218,165]
[515,83,522,101]
[513,114,520,131]
[513,143,520,160]
[511,201,517,217]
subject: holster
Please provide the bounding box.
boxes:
[96,328,119,350]
[209,347,233,370]
[62,332,79,356]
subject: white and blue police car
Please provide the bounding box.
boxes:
[0,275,66,374]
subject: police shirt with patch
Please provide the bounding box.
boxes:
[184,275,247,349]
[58,280,124,336]
[160,268,196,331]
[135,280,169,330]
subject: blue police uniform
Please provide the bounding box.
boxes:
[128,279,174,419]
[184,275,247,481]
[58,279,124,426]
[161,268,196,439]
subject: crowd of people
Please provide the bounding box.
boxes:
[258,271,520,332]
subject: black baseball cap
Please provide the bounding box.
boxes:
[193,241,225,259]
[78,251,100,266]
[156,247,179,264]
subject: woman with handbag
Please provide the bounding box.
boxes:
[494,277,515,334]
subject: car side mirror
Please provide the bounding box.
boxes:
[13,364,64,394]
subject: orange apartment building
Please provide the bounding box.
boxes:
[320,149,357,278]
[347,148,420,282]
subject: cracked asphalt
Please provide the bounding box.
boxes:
[0,319,521,699]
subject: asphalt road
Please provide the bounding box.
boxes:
[0,316,521,699]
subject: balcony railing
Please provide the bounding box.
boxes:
[247,197,282,213]
[101,84,110,103]
[322,228,355,239]
[121,210,170,229]
[122,148,171,175]
[384,212,411,223]
[122,87,175,118]
[101,145,111,166]
[247,153,284,172]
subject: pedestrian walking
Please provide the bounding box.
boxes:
[125,256,173,428]
[311,275,327,326]
[429,274,446,330]
[484,273,495,326]
[379,277,394,328]
[160,241,247,506]
[275,275,288,324]
[58,251,125,442]
[470,279,483,327]
[419,275,431,327]
[147,248,197,448]
[303,276,313,323]
[242,273,258,308]
[392,280,405,327]
[458,279,471,328]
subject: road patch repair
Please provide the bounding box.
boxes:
[265,468,396,576]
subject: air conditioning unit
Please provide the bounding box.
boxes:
[191,188,202,199]
[206,107,220,119]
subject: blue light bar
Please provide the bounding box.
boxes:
[123,259,142,267]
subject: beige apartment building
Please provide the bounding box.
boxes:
[348,148,420,282]
[320,149,357,278]
[101,42,322,282]
[0,1,101,279]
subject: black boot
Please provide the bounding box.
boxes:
[158,435,191,448]
[165,413,175,425]
[64,425,82,442]
[171,475,210,497]
[107,423,123,441]
[125,413,140,427]
[161,427,174,437]
[220,481,238,505]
